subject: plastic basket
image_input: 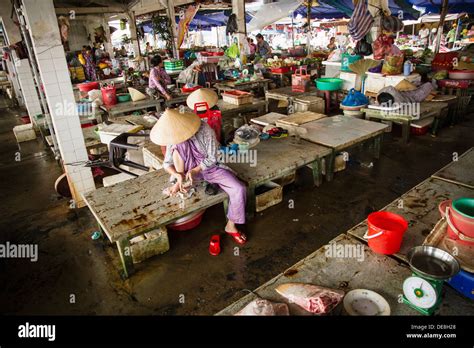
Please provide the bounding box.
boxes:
[193,102,222,142]
[222,90,253,105]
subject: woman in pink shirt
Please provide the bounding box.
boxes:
[146,55,172,100]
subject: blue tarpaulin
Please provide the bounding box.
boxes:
[293,0,421,20]
[407,0,474,14]
[139,11,252,32]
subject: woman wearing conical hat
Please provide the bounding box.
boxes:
[150,103,247,245]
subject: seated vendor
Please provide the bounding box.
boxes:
[146,55,172,101]
[150,108,247,245]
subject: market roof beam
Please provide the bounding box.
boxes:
[130,0,195,16]
[54,6,125,14]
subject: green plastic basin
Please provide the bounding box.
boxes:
[315,78,343,91]
[117,93,131,102]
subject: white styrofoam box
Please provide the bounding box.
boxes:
[322,61,341,78]
[13,124,36,142]
[340,71,362,91]
[365,72,386,94]
[97,124,143,146]
[385,73,421,88]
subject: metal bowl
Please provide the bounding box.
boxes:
[406,246,460,280]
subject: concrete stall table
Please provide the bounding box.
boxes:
[250,112,287,127]
[285,115,388,181]
[265,86,317,113]
[217,234,474,315]
[83,170,228,278]
[431,94,458,125]
[214,79,271,96]
[226,137,332,217]
[109,114,157,130]
[431,147,474,189]
[100,97,163,117]
[347,177,473,264]
[362,102,449,144]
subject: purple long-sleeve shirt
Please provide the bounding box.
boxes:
[149,66,171,95]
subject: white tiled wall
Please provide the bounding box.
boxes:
[14,59,42,120]
[22,0,96,206]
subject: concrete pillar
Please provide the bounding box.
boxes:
[166,0,178,59]
[21,0,95,206]
[0,12,29,107]
[102,14,114,58]
[232,0,246,63]
[127,11,140,57]
[14,58,43,120]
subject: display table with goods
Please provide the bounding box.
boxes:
[214,78,271,96]
[265,86,318,113]
[362,101,449,144]
[100,97,163,117]
[217,233,474,315]
[226,137,332,217]
[83,169,229,278]
[278,115,387,181]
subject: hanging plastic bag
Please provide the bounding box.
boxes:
[327,49,342,62]
[372,34,394,60]
[354,37,373,56]
[348,0,374,41]
[226,42,240,59]
[382,46,404,75]
[381,15,404,33]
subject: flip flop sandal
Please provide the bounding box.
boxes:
[225,230,247,245]
[209,235,221,256]
[205,183,219,196]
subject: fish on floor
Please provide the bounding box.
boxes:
[275,283,344,314]
[235,298,289,316]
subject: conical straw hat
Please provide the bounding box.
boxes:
[128,87,147,101]
[395,79,417,92]
[186,88,218,111]
[150,108,201,145]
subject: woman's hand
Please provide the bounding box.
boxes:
[164,93,172,101]
[185,166,201,185]
[173,172,185,191]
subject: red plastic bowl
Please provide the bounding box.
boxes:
[78,81,99,92]
[168,210,206,231]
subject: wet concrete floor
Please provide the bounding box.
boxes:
[0,99,473,315]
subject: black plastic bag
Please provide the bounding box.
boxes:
[354,38,373,56]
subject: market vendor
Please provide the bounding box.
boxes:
[327,37,336,51]
[150,108,247,245]
[82,45,97,81]
[419,24,430,48]
[146,55,172,101]
[256,33,272,58]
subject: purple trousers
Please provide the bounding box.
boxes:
[173,140,246,224]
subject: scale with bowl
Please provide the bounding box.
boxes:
[403,246,460,315]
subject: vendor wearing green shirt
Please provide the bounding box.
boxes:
[256,33,272,58]
[446,23,457,48]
